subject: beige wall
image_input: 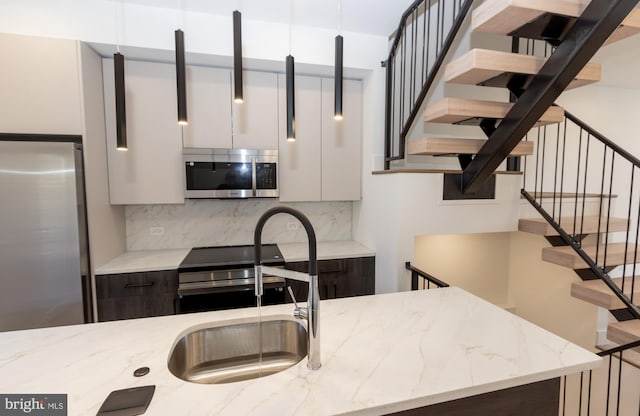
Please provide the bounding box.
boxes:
[414,230,598,349]
[0,34,83,134]
[507,231,598,348]
[414,233,511,306]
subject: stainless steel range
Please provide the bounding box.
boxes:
[177,244,286,313]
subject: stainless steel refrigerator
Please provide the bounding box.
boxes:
[0,136,91,332]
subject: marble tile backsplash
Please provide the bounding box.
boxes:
[125,200,353,250]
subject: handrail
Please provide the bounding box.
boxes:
[522,189,640,320]
[406,261,450,289]
[384,0,474,169]
[597,339,640,356]
[565,111,640,168]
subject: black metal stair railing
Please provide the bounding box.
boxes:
[522,111,640,320]
[384,0,474,170]
[406,262,449,290]
[562,340,640,416]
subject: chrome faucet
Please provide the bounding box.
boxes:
[254,206,320,370]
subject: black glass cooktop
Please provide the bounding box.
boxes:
[178,244,284,271]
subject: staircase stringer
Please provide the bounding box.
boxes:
[521,189,640,320]
[462,0,640,194]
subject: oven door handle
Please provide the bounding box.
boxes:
[251,156,257,197]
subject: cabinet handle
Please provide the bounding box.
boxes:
[124,282,155,288]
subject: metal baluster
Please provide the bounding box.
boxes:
[540,126,548,207]
[436,0,442,55]
[553,122,561,220]
[421,0,427,86]
[587,370,592,416]
[410,9,417,107]
[534,127,541,201]
[602,151,615,272]
[596,146,608,268]
[606,355,613,416]
[579,372,584,416]
[580,135,592,248]
[562,375,567,416]
[400,27,406,129]
[622,166,635,291]
[559,119,568,223]
[426,0,431,79]
[616,352,623,416]
[632,183,640,305]
[574,127,584,238]
[391,56,397,158]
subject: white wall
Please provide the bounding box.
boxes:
[0,0,385,72]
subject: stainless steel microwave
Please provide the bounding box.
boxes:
[183,148,278,199]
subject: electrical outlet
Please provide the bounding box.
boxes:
[149,226,164,236]
[286,222,300,231]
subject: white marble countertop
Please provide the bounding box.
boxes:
[95,241,375,275]
[277,240,375,262]
[94,249,191,275]
[0,288,600,416]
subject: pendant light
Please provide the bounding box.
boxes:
[175,29,187,125]
[114,0,127,151]
[175,1,188,125]
[233,10,244,103]
[114,52,127,151]
[334,0,343,121]
[286,0,296,142]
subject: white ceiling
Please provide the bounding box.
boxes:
[115,0,415,36]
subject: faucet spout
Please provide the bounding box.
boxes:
[254,206,320,370]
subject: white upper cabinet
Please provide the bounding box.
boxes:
[278,75,322,202]
[278,76,362,202]
[232,71,279,150]
[182,66,232,149]
[103,59,184,205]
[321,78,362,201]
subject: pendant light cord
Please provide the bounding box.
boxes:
[288,0,292,54]
[115,0,122,53]
[337,0,341,34]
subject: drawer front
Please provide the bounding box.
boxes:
[96,270,178,299]
[97,294,176,322]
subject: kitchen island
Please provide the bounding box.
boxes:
[0,288,600,415]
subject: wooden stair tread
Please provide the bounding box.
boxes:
[371,169,523,175]
[608,320,640,346]
[423,98,564,125]
[518,216,628,236]
[472,0,640,45]
[542,243,640,269]
[572,278,640,309]
[445,49,601,90]
[408,137,534,156]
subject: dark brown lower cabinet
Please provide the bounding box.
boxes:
[387,378,560,416]
[285,256,375,301]
[96,270,178,322]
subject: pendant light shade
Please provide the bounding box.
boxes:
[175,29,188,125]
[114,52,128,151]
[334,35,343,121]
[233,10,244,103]
[286,54,296,142]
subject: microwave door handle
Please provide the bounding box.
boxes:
[251,156,257,197]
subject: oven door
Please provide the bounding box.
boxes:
[176,268,286,313]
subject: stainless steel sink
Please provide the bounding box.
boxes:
[168,316,307,384]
